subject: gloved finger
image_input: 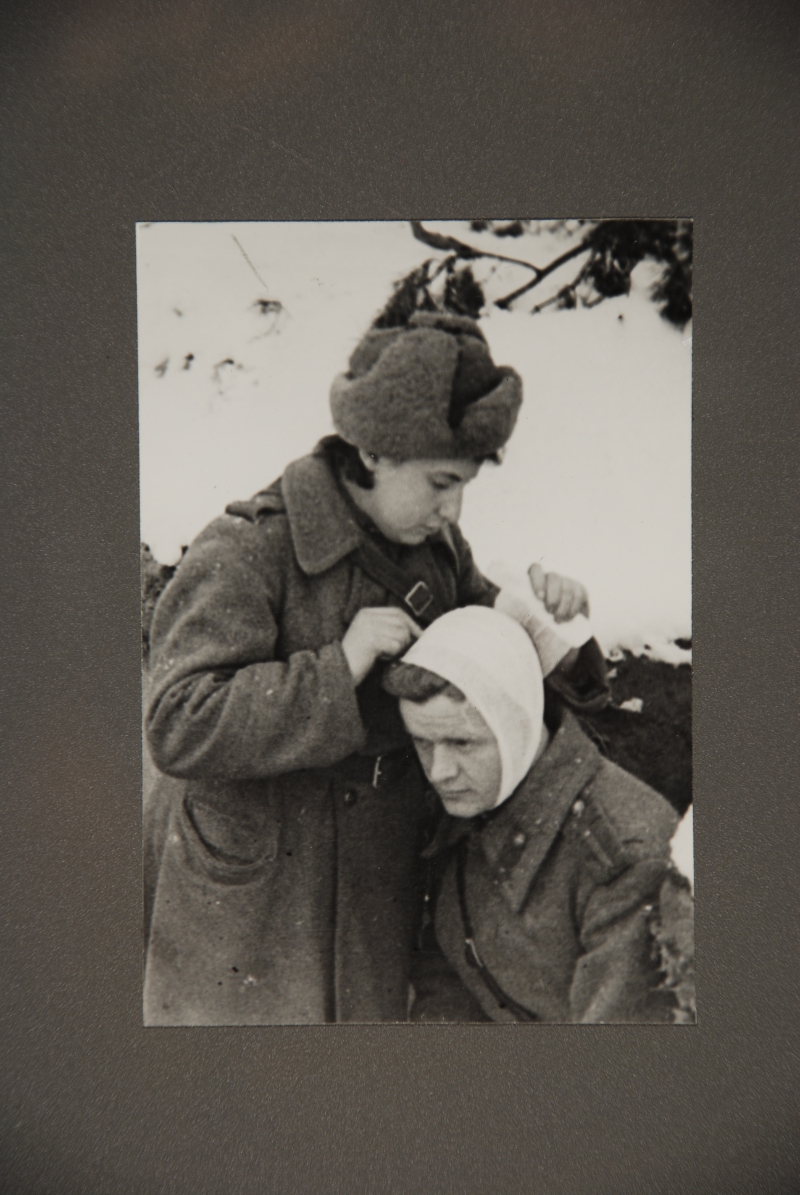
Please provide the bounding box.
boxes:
[544,572,563,615]
[554,586,576,623]
[560,580,590,621]
[528,562,547,603]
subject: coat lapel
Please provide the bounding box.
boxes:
[420,808,472,860]
[478,713,603,914]
[281,454,362,575]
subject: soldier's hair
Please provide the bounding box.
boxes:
[381,661,465,704]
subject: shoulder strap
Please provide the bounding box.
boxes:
[456,838,538,1022]
[225,484,285,523]
[353,538,450,628]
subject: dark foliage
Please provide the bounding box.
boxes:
[443,265,485,318]
[580,220,693,325]
[373,258,487,329]
[398,220,692,329]
[580,651,692,815]
[492,220,525,238]
[372,263,439,329]
[649,873,696,1022]
[649,221,693,328]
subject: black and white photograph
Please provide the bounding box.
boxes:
[6,0,797,1185]
[139,219,694,1026]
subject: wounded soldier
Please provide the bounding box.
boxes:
[384,606,693,1023]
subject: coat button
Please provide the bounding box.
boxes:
[572,799,585,817]
[513,831,526,848]
[343,789,357,807]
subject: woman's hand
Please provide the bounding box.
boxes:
[341,607,423,686]
[528,563,590,622]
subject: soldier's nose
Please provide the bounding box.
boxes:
[430,745,459,782]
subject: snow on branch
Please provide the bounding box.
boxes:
[392,220,692,329]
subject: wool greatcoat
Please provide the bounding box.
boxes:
[411,710,682,1023]
[143,447,503,1025]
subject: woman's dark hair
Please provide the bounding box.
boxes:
[381,661,465,704]
[318,434,501,490]
[316,434,375,488]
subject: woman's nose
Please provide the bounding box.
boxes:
[438,486,463,524]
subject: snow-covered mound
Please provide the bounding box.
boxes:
[137,221,691,659]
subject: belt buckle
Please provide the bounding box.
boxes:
[372,755,383,789]
[405,580,433,618]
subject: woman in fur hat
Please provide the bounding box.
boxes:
[142,312,607,1024]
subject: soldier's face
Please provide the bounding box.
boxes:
[365,456,481,544]
[400,693,502,817]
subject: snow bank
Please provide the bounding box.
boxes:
[137,221,691,658]
[670,806,694,889]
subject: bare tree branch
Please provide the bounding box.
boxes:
[404,220,692,327]
[530,291,567,315]
[495,240,590,309]
[410,220,594,313]
[410,220,546,276]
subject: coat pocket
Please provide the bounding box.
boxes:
[181,794,279,884]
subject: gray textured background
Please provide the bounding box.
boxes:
[1,2,797,1192]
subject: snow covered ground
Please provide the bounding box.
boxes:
[137,221,691,659]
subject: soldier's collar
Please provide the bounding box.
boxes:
[419,714,601,909]
[281,451,362,575]
[480,710,602,912]
[421,809,473,859]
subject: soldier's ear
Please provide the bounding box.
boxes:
[357,448,379,473]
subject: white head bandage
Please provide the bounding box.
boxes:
[401,606,545,808]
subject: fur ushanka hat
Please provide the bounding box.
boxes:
[330,311,522,461]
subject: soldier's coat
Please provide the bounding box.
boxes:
[413,711,682,1023]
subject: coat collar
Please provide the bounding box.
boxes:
[423,711,603,914]
[281,447,460,578]
[281,451,362,575]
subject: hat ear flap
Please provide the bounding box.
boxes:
[448,336,505,428]
[455,372,522,454]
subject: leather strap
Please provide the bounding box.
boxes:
[456,837,538,1022]
[353,538,450,628]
